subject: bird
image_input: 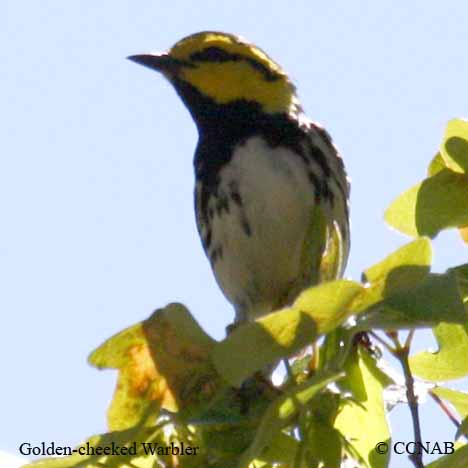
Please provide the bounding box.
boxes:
[128,31,350,326]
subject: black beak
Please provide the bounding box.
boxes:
[127,53,180,75]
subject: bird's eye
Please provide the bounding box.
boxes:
[190,47,234,62]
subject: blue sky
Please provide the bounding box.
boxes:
[2,2,468,467]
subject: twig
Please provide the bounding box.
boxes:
[368,331,396,353]
[395,339,424,468]
[429,390,461,430]
[404,329,415,350]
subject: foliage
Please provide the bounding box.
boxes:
[25,119,468,467]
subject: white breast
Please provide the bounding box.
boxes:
[200,136,318,320]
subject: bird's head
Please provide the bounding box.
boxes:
[128,31,299,120]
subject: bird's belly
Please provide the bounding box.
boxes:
[199,137,316,320]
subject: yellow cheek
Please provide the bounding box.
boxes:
[180,62,293,114]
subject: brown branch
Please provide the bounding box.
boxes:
[429,390,461,430]
[396,342,424,468]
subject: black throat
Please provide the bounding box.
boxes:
[172,78,305,188]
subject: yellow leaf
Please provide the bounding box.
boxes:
[89,303,220,430]
[460,225,468,245]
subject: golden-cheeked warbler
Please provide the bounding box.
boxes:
[129,31,350,324]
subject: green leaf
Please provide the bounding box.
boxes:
[426,443,468,468]
[257,432,299,466]
[345,239,433,320]
[432,387,468,418]
[293,279,365,333]
[305,417,342,468]
[201,424,256,455]
[428,152,447,176]
[334,348,391,468]
[212,308,318,387]
[238,370,342,468]
[303,203,328,286]
[441,118,468,173]
[385,169,468,238]
[320,218,347,281]
[450,264,468,304]
[337,347,393,399]
[457,416,468,439]
[357,272,467,330]
[358,238,432,314]
[212,280,362,386]
[303,392,343,468]
[318,327,356,371]
[363,238,432,291]
[410,323,468,381]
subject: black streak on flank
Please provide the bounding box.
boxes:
[204,229,212,249]
[312,123,349,204]
[304,138,331,178]
[229,181,243,207]
[227,181,251,236]
[308,171,322,202]
[308,168,335,206]
[210,248,218,264]
[241,218,252,237]
[210,245,223,264]
[231,191,243,206]
[190,46,281,82]
[322,180,335,206]
[216,195,230,215]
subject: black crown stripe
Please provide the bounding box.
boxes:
[190,46,281,82]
